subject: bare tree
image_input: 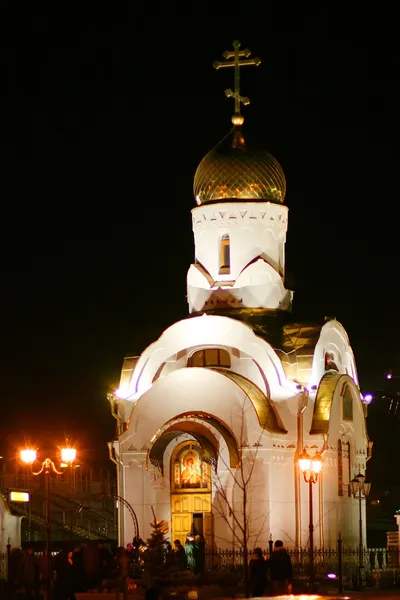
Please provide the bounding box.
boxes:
[210,406,268,597]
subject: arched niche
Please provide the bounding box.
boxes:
[148,414,239,472]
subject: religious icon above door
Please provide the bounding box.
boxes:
[172,443,210,491]
[180,454,202,487]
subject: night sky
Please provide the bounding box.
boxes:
[1,8,399,463]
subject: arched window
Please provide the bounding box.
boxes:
[338,439,343,496]
[219,234,230,274]
[346,441,351,497]
[188,348,231,368]
[342,384,353,421]
[338,438,352,497]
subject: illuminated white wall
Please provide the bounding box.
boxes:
[187,202,293,313]
[0,496,22,550]
[309,378,368,548]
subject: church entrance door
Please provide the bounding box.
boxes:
[172,512,192,545]
[170,441,214,546]
[171,492,212,545]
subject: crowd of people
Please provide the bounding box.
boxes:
[169,534,205,575]
[7,536,291,598]
[7,533,206,599]
[9,540,129,598]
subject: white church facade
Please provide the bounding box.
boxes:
[109,43,371,551]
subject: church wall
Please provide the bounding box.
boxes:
[318,448,365,548]
[304,377,367,548]
[298,474,322,549]
[246,453,271,548]
[0,498,21,550]
[192,202,288,283]
[120,452,147,545]
[266,447,297,547]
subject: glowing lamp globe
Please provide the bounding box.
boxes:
[61,447,76,464]
[298,450,311,474]
[311,454,323,474]
[20,449,37,464]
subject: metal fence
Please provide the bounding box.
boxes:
[204,546,400,589]
[0,553,6,582]
[2,545,400,592]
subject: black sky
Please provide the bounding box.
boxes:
[1,6,400,454]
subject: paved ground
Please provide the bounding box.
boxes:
[222,592,400,599]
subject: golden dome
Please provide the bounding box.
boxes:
[194,128,286,205]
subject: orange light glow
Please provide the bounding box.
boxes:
[298,450,311,474]
[61,447,76,464]
[311,454,323,474]
[20,449,37,464]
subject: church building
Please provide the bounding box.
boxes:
[109,42,371,551]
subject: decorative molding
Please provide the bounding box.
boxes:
[193,206,287,229]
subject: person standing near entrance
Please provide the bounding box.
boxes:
[184,533,196,570]
[173,540,187,571]
[265,540,293,595]
[193,535,205,575]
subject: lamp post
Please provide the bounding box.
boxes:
[20,445,77,600]
[350,472,371,589]
[298,449,323,590]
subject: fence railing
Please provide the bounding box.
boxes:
[2,545,400,591]
[204,546,400,588]
[0,553,6,582]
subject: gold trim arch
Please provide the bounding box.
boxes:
[148,413,240,470]
[310,372,360,435]
[210,368,287,434]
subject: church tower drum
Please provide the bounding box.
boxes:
[187,44,292,313]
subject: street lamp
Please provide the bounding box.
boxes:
[60,446,79,491]
[20,444,77,600]
[298,449,323,590]
[350,472,371,588]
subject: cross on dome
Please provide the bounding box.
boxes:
[213,40,261,126]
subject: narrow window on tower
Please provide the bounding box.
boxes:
[346,441,352,497]
[219,234,230,274]
[338,439,343,496]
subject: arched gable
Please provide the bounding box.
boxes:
[130,314,286,397]
[311,320,359,386]
[310,372,365,436]
[121,367,287,452]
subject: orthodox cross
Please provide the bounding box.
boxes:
[214,40,261,125]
